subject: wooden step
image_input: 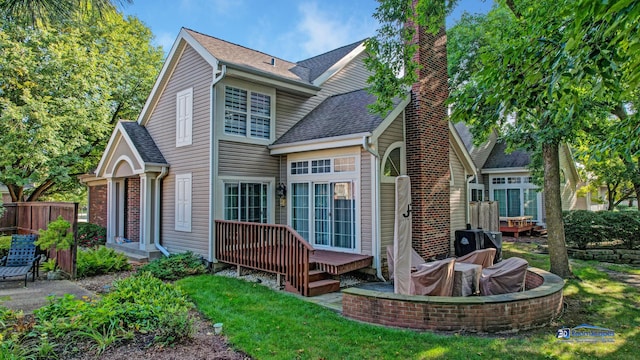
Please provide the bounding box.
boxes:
[309,269,329,282]
[308,279,340,297]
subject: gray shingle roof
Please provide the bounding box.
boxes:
[483,140,530,168]
[453,122,474,151]
[273,89,399,145]
[184,28,365,86]
[295,39,365,82]
[120,121,167,164]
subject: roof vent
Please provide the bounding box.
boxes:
[271,58,276,66]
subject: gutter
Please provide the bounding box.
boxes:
[209,64,227,263]
[362,135,386,282]
[154,166,170,257]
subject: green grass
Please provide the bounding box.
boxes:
[178,256,640,360]
[600,263,640,275]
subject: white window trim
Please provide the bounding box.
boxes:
[488,174,542,222]
[217,176,275,223]
[176,88,193,147]
[217,79,276,145]
[469,183,485,202]
[287,148,361,253]
[380,141,405,183]
[175,173,192,232]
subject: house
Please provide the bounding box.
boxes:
[453,122,583,227]
[87,26,474,295]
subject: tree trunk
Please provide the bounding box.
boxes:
[543,143,573,278]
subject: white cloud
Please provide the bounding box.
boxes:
[294,1,377,58]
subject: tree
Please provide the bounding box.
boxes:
[0,0,132,26]
[366,0,639,278]
[0,12,163,202]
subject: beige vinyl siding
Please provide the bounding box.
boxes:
[218,140,278,177]
[107,138,142,175]
[360,149,372,256]
[145,45,212,257]
[377,113,405,263]
[276,52,372,137]
[450,144,467,250]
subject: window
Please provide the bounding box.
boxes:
[175,173,192,231]
[224,86,271,139]
[312,159,331,174]
[176,88,193,147]
[491,175,541,221]
[291,161,309,175]
[471,188,484,202]
[334,157,355,172]
[381,142,404,183]
[224,182,268,223]
[291,181,356,249]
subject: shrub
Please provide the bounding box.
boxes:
[77,223,107,248]
[31,273,195,357]
[0,236,11,259]
[76,246,131,278]
[563,210,640,249]
[137,251,207,281]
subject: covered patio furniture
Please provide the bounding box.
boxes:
[480,257,528,295]
[457,248,497,269]
[410,257,456,296]
[0,234,41,287]
[386,245,427,280]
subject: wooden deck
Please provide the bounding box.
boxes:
[311,250,373,276]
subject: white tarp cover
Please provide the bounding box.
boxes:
[386,245,426,280]
[480,257,529,295]
[393,175,412,295]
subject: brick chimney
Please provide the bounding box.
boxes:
[405,19,450,259]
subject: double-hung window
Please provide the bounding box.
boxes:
[224,86,272,140]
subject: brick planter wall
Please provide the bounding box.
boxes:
[342,268,564,333]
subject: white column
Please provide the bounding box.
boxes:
[106,178,116,244]
[139,173,156,251]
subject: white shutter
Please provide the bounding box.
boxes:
[175,173,192,231]
[176,88,193,147]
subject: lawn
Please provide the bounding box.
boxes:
[177,242,640,360]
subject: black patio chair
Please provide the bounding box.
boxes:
[0,234,41,286]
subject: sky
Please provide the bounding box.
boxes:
[121,0,494,62]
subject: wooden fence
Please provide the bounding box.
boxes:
[1,202,78,279]
[215,220,314,296]
[469,201,500,231]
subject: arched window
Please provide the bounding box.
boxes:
[381,142,404,183]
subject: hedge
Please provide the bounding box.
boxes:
[563,210,640,250]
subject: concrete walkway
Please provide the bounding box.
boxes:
[0,278,94,314]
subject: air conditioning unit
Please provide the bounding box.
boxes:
[454,229,484,257]
[483,231,503,263]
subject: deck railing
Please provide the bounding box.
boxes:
[215,220,314,296]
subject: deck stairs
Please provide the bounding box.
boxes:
[285,250,373,297]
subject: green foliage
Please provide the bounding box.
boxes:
[77,222,106,248]
[36,216,74,254]
[76,246,131,278]
[42,258,57,272]
[26,273,194,357]
[137,252,207,281]
[0,235,10,259]
[563,210,640,249]
[0,11,163,201]
[0,0,133,27]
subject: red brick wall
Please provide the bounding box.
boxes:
[125,177,140,242]
[406,23,450,259]
[343,270,564,333]
[88,184,107,227]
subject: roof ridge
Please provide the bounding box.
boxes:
[297,38,366,64]
[183,27,299,66]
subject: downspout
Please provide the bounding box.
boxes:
[154,167,170,257]
[363,135,386,282]
[208,64,227,263]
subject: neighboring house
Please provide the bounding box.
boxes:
[453,122,582,226]
[0,184,10,203]
[87,26,467,293]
